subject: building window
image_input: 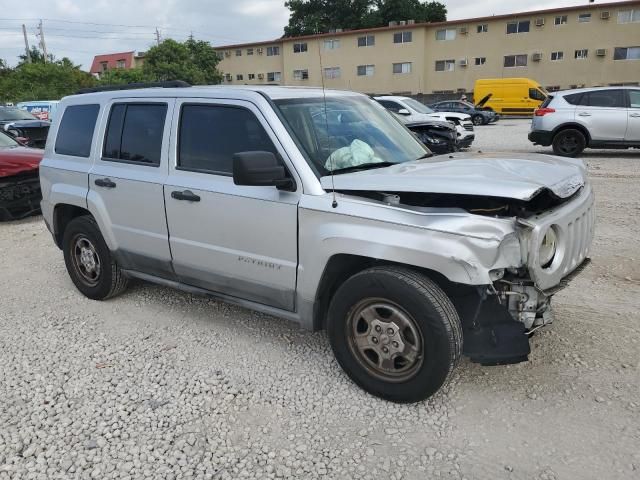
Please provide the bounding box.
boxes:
[618,9,640,23]
[554,15,568,25]
[435,29,456,41]
[100,61,108,72]
[357,35,375,47]
[392,62,412,74]
[235,49,242,56]
[248,73,255,80]
[435,59,455,71]
[236,74,243,81]
[323,67,341,79]
[578,13,591,23]
[477,24,488,33]
[224,74,232,82]
[393,31,412,44]
[474,57,486,65]
[115,59,126,68]
[551,51,564,61]
[504,54,528,67]
[267,72,281,82]
[506,20,530,34]
[357,64,375,76]
[575,49,588,59]
[266,46,280,56]
[247,48,254,55]
[323,39,340,50]
[293,42,307,53]
[293,69,309,80]
[614,46,640,60]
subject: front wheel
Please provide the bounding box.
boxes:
[327,266,462,403]
[472,114,484,126]
[552,129,586,157]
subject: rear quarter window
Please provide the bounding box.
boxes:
[54,104,100,157]
[562,93,581,105]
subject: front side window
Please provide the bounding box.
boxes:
[435,59,455,71]
[393,62,412,74]
[554,15,568,25]
[0,108,36,121]
[575,49,588,59]
[551,51,564,61]
[628,90,640,108]
[504,54,528,67]
[103,103,167,166]
[357,35,375,47]
[578,13,591,22]
[357,64,375,76]
[393,31,412,43]
[506,20,530,34]
[274,96,428,176]
[178,104,277,176]
[435,29,455,41]
[474,57,486,65]
[477,24,488,33]
[323,67,341,79]
[614,46,640,60]
[293,69,309,80]
[293,42,307,53]
[266,46,280,56]
[55,104,100,157]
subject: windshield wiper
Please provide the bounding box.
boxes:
[415,152,433,160]
[329,161,398,175]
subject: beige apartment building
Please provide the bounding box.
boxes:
[214,1,640,95]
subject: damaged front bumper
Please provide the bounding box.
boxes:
[0,173,42,221]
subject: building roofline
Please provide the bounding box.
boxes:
[213,0,640,50]
[92,51,136,59]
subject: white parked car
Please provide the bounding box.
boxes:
[374,95,475,148]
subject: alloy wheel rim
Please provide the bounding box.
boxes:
[71,235,101,286]
[559,135,578,154]
[346,298,424,382]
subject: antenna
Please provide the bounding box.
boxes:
[317,39,338,208]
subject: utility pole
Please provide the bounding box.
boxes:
[155,27,161,46]
[22,24,31,63]
[37,20,48,62]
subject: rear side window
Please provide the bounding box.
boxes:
[563,93,582,105]
[178,104,278,175]
[55,104,100,157]
[629,90,640,108]
[579,90,626,108]
[540,95,555,108]
[376,100,402,113]
[103,103,167,166]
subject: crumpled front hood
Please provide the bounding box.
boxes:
[0,147,43,177]
[320,152,586,201]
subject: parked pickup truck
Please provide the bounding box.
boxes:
[40,83,595,403]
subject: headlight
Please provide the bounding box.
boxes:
[539,227,558,268]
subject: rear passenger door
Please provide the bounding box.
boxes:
[575,89,628,141]
[87,99,175,278]
[163,99,299,311]
[625,89,640,141]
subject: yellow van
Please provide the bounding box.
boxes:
[473,78,548,115]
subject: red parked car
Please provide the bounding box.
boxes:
[0,131,43,221]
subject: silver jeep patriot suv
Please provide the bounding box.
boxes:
[40,83,595,403]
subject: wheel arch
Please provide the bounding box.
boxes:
[552,123,592,144]
[52,204,93,249]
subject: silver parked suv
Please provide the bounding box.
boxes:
[41,83,595,403]
[529,86,640,157]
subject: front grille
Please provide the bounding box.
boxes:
[463,124,474,131]
[560,201,596,277]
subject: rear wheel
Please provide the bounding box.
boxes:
[327,266,462,403]
[472,114,484,126]
[552,129,586,157]
[62,216,128,300]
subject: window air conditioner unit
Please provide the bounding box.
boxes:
[596,48,606,56]
[459,26,468,34]
[256,48,263,54]
[535,18,545,26]
[257,73,264,79]
[388,21,398,27]
[600,11,610,20]
[532,52,542,61]
[399,20,406,25]
[407,19,415,25]
[459,58,468,66]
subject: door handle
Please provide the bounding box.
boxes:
[171,190,200,202]
[630,113,640,118]
[578,112,591,117]
[94,178,116,188]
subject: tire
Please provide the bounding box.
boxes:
[472,114,484,126]
[326,266,462,403]
[62,215,128,300]
[552,129,586,157]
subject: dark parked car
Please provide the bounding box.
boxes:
[429,100,499,126]
[0,107,51,148]
[403,119,458,154]
[0,131,43,221]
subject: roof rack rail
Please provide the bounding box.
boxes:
[75,80,191,95]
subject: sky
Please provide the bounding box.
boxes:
[0,0,604,69]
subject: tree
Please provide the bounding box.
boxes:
[18,46,55,65]
[283,0,446,36]
[142,38,222,85]
[96,67,151,85]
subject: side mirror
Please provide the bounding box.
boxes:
[233,151,294,190]
[397,108,411,115]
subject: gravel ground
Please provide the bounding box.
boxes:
[1,119,639,480]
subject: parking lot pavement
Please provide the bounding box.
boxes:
[1,123,639,480]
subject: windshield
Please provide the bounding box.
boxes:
[275,96,429,176]
[402,98,435,114]
[0,131,19,147]
[0,108,37,121]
